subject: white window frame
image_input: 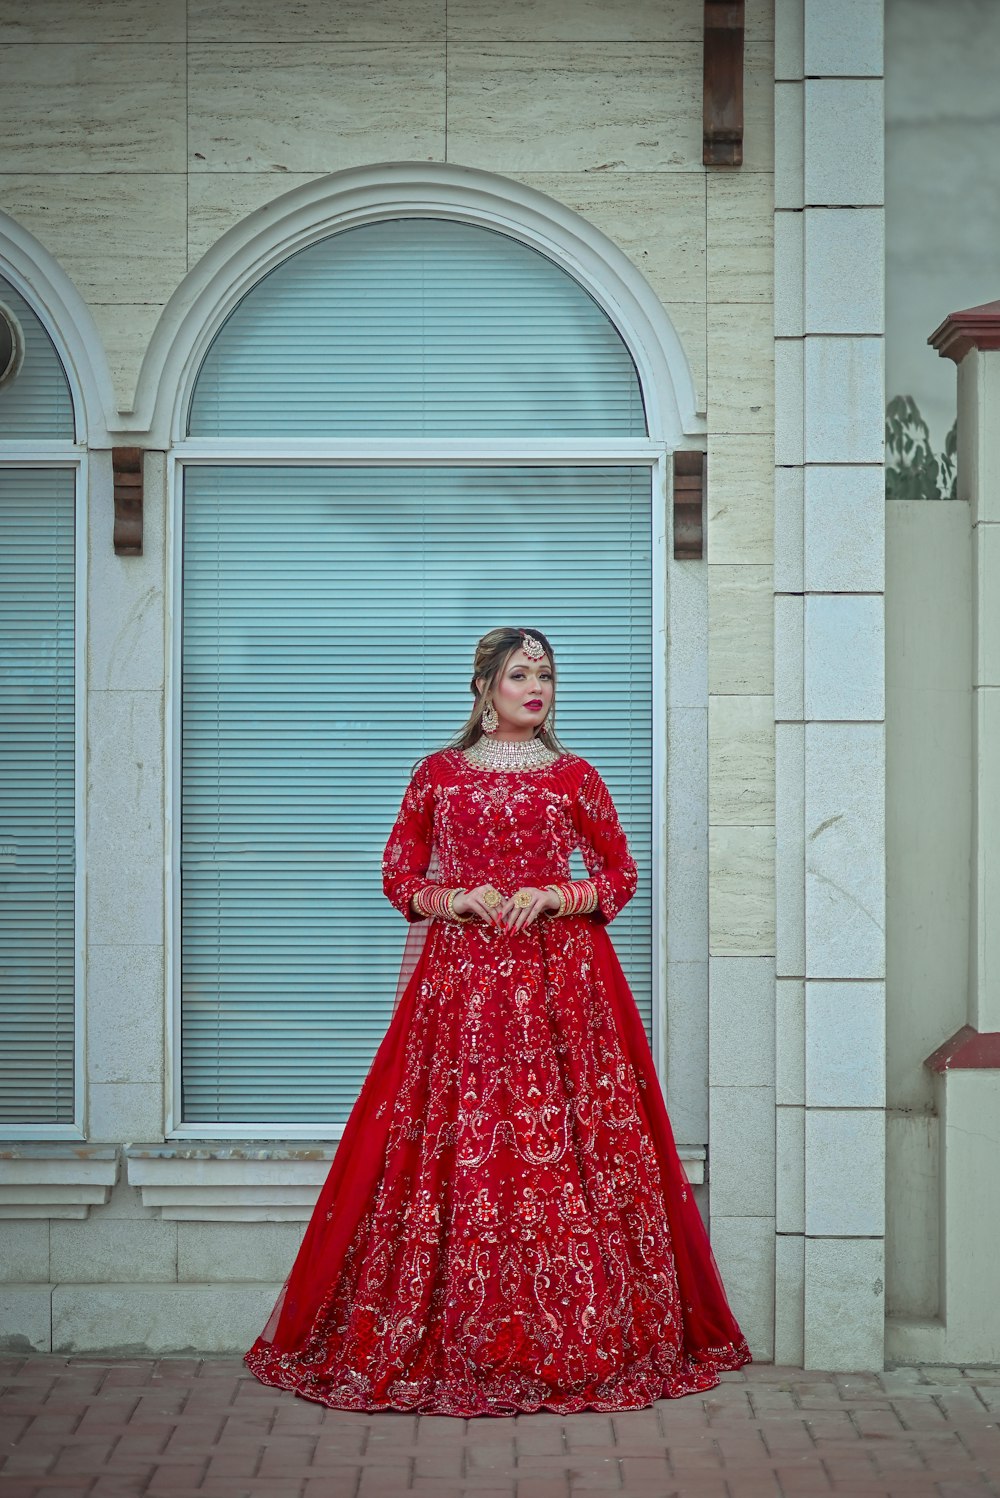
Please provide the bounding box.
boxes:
[165,440,669,1139]
[0,447,88,1140]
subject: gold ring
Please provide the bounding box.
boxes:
[482,886,501,909]
[513,890,533,909]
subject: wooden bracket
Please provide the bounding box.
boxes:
[112,447,143,556]
[673,450,706,559]
[703,0,745,167]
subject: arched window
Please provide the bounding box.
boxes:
[177,217,658,1135]
[0,272,79,1132]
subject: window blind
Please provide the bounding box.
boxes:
[181,465,652,1126]
[188,218,646,438]
[0,275,75,442]
[0,468,76,1123]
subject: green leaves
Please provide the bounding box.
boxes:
[885,394,957,501]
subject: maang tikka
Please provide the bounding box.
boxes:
[520,632,545,660]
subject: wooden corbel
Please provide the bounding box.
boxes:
[112,447,143,555]
[703,0,745,167]
[673,450,706,559]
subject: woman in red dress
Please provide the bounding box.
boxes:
[244,626,751,1415]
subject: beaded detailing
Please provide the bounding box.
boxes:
[462,735,560,773]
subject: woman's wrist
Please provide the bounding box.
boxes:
[412,885,472,922]
[544,879,599,917]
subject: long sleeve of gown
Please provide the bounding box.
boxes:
[382,758,438,922]
[570,764,638,925]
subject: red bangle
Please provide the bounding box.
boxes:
[545,880,598,917]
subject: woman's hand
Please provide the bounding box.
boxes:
[499,886,560,932]
[452,885,506,926]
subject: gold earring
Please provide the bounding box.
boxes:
[481,701,499,734]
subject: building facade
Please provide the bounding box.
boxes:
[3,0,994,1370]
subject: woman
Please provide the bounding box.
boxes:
[245,626,751,1415]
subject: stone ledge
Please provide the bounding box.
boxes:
[0,1145,119,1220]
[125,1141,707,1218]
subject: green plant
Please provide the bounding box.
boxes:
[885,394,957,501]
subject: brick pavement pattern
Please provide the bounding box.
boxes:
[0,1357,999,1498]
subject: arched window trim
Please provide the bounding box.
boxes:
[0,250,88,1140]
[163,167,700,1139]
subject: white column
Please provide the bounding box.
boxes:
[773,0,887,1371]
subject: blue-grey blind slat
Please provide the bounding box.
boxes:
[181,466,652,1125]
[0,276,75,442]
[188,219,646,438]
[0,468,76,1123]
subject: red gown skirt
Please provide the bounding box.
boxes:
[244,911,751,1416]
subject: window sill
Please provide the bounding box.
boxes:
[0,1143,119,1219]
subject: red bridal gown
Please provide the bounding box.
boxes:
[244,748,751,1415]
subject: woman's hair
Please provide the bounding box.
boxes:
[444,625,566,754]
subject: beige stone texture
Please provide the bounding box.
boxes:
[188,44,446,174]
[0,1286,51,1352]
[0,45,185,173]
[776,1104,804,1233]
[804,1236,885,1371]
[709,1215,775,1360]
[707,173,774,306]
[774,1232,804,1365]
[708,566,774,695]
[448,43,701,173]
[187,172,324,265]
[709,695,775,824]
[708,956,776,1088]
[177,1221,305,1282]
[51,1282,280,1354]
[775,978,805,1105]
[708,1086,776,1216]
[708,825,776,956]
[707,301,775,435]
[89,302,164,415]
[190,0,445,42]
[706,433,774,566]
[0,0,186,43]
[49,1218,177,1284]
[0,1222,49,1283]
[774,466,804,593]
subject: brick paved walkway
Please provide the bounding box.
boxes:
[1,1357,999,1498]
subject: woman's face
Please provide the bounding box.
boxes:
[482,648,554,738]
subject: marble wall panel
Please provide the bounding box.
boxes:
[88,450,166,692]
[708,956,776,1088]
[706,432,774,565]
[803,0,883,79]
[0,45,185,173]
[710,1215,776,1359]
[190,0,445,42]
[742,41,777,173]
[178,1222,305,1281]
[188,44,445,173]
[775,978,805,1105]
[804,594,884,721]
[775,724,805,978]
[773,210,803,337]
[774,82,804,210]
[804,337,884,467]
[665,708,708,965]
[709,1085,776,1216]
[806,981,885,1108]
[775,1104,804,1232]
[0,1223,49,1283]
[187,173,323,266]
[804,208,884,335]
[708,565,774,695]
[665,960,709,1145]
[508,172,706,304]
[803,79,884,207]
[0,175,186,304]
[707,302,775,435]
[447,43,701,173]
[0,0,185,43]
[88,303,164,416]
[88,1084,164,1144]
[774,465,804,593]
[708,825,776,956]
[774,594,803,720]
[707,173,774,305]
[804,465,884,593]
[709,695,775,824]
[87,946,164,1088]
[805,722,885,980]
[774,0,803,81]
[774,1231,804,1365]
[447,0,703,42]
[774,339,804,466]
[803,1236,885,1370]
[805,1107,885,1236]
[668,556,708,711]
[50,1218,177,1284]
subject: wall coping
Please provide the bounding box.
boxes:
[929,299,1000,363]
[925,1025,1000,1072]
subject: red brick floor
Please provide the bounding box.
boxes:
[0,1358,999,1498]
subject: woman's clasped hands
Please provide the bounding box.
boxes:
[451,884,560,930]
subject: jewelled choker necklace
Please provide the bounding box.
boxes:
[462,736,560,772]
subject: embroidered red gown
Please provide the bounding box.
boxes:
[244,748,751,1415]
